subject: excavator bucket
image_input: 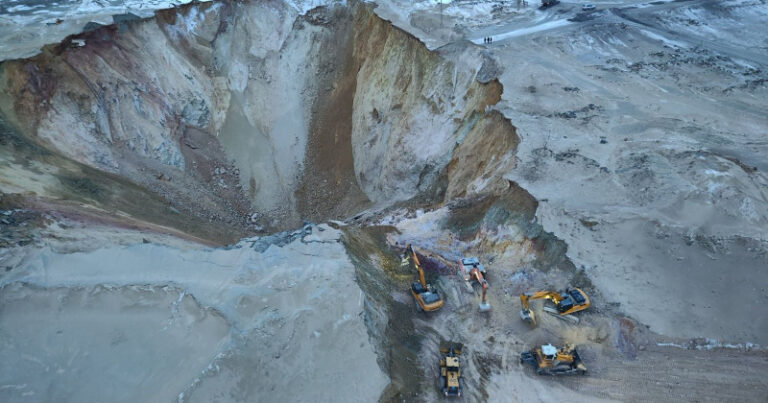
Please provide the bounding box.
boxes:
[401,244,414,265]
[520,308,535,325]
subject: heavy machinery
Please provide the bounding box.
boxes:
[520,288,590,325]
[458,257,490,312]
[520,343,587,375]
[540,0,560,8]
[402,244,444,312]
[439,342,463,397]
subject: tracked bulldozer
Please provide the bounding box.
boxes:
[520,287,589,325]
[520,343,587,376]
[402,244,444,312]
[439,342,463,397]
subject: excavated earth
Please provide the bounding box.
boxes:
[0,0,767,402]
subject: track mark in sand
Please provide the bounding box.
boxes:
[471,19,572,44]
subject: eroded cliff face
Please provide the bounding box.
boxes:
[0,0,518,238]
[0,3,586,402]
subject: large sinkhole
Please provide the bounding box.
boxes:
[3,1,768,402]
[0,1,581,402]
[0,0,517,243]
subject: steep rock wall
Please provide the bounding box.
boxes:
[350,12,509,203]
[0,0,519,238]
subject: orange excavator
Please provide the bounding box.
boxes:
[520,288,590,325]
[402,244,444,312]
[458,257,490,312]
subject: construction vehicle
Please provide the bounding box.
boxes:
[439,342,463,397]
[540,0,560,8]
[458,257,490,312]
[402,244,444,312]
[520,288,589,325]
[520,343,587,375]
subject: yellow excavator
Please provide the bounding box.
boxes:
[402,244,444,312]
[520,288,589,325]
[439,342,463,397]
[520,343,587,375]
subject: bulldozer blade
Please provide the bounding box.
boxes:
[542,306,580,323]
[440,342,463,354]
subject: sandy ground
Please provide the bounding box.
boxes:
[0,0,336,61]
[0,0,766,401]
[0,284,230,402]
[361,210,768,402]
[0,0,215,61]
[364,0,768,400]
[0,224,387,402]
[375,0,768,344]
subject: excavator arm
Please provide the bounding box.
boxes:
[519,291,562,325]
[404,244,426,288]
[404,244,444,312]
[470,269,490,311]
[520,288,589,325]
[520,291,562,310]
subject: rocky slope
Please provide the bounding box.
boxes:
[2,0,767,402]
[0,1,538,402]
[376,0,768,343]
[0,0,516,239]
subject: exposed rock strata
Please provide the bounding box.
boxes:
[0,1,519,238]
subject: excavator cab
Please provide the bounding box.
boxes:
[555,288,588,313]
[439,342,463,397]
[403,244,444,312]
[411,282,441,306]
[458,257,486,281]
